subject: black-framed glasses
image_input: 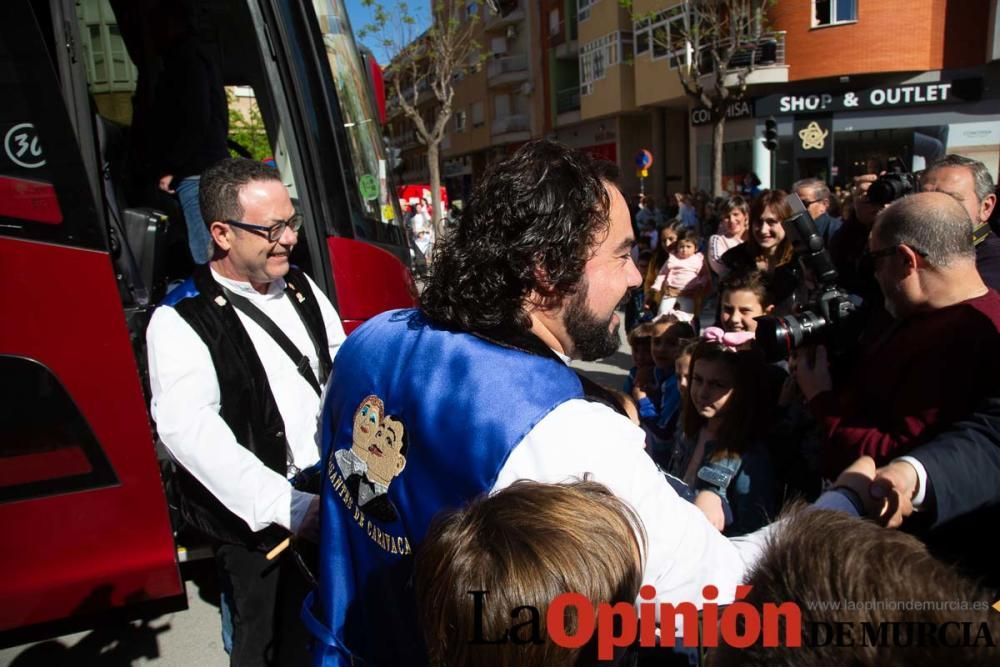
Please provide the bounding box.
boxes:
[226,213,303,242]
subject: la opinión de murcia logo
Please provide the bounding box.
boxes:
[466,587,998,660]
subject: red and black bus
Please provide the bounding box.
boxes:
[0,0,413,642]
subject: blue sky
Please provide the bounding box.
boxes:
[344,0,431,64]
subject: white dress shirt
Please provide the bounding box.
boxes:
[147,270,346,532]
[493,399,771,626]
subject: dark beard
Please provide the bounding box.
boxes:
[563,281,620,361]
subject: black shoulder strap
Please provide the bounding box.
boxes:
[222,287,323,396]
[283,270,332,385]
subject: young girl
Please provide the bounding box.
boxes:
[707,196,749,277]
[671,339,699,442]
[653,230,710,321]
[667,340,779,536]
[718,269,774,334]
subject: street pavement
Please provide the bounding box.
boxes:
[0,316,634,667]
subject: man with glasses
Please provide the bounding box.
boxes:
[147,158,346,665]
[921,154,1000,290]
[794,192,1000,481]
[793,177,842,245]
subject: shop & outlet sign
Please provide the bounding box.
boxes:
[756,79,979,117]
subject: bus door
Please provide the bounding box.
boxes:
[257,0,415,332]
[0,0,182,639]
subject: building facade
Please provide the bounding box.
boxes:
[386,0,1000,204]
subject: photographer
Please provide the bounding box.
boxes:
[829,175,884,303]
[793,192,1000,480]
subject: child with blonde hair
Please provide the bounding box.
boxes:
[415,480,645,667]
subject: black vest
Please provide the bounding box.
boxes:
[167,265,332,549]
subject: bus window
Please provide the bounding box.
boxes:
[0,357,117,504]
[0,9,103,250]
[311,0,406,246]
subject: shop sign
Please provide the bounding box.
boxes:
[756,79,979,117]
[691,100,754,126]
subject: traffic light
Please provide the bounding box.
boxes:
[763,117,778,151]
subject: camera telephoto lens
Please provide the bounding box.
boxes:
[867,173,917,206]
[867,178,904,206]
[754,316,795,362]
[754,311,828,361]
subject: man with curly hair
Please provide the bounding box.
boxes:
[308,141,807,665]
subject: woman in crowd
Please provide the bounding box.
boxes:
[707,196,750,277]
[720,190,798,308]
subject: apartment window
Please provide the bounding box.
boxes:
[580,32,633,95]
[635,19,649,55]
[454,109,467,132]
[814,0,856,27]
[77,0,138,93]
[578,0,596,23]
[549,8,560,36]
[471,101,484,128]
[633,5,687,68]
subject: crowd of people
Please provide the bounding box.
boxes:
[622,158,1000,556]
[148,143,1000,667]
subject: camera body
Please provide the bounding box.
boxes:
[754,194,860,362]
[866,157,918,206]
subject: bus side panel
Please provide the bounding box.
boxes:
[327,237,416,333]
[0,237,183,631]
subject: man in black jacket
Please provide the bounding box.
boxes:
[150,2,230,265]
[871,397,1000,590]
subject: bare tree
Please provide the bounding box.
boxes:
[360,0,480,237]
[629,0,772,195]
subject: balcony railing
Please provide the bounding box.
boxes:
[487,54,528,79]
[491,113,529,135]
[555,86,580,114]
[484,0,525,30]
[696,31,786,72]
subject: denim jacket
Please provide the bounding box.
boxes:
[666,432,779,536]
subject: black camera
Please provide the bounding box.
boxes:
[866,157,918,206]
[754,194,860,362]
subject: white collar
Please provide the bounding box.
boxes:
[550,348,571,365]
[211,268,286,299]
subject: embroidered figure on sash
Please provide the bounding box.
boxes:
[334,395,407,522]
